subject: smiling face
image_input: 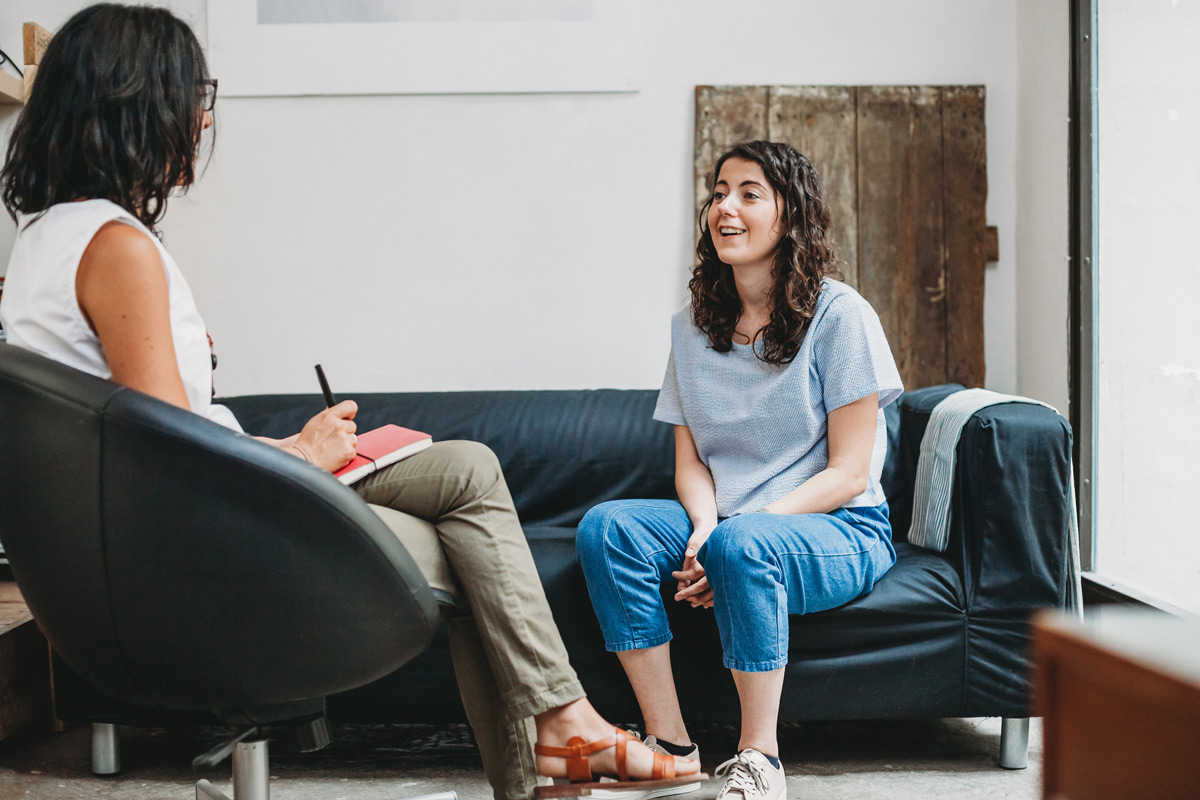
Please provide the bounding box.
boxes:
[707,157,783,273]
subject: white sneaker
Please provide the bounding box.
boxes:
[589,734,702,800]
[714,749,786,800]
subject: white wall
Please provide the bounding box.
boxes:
[0,0,1019,396]
[1015,0,1070,414]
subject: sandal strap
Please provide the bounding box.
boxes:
[534,727,673,785]
[652,751,676,780]
[534,732,620,783]
[533,734,619,759]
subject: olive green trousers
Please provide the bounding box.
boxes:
[356,440,585,800]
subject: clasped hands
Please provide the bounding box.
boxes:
[673,508,779,609]
[672,525,715,609]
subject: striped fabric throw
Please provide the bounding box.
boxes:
[907,388,1083,613]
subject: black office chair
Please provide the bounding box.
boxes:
[0,342,445,799]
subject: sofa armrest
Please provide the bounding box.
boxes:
[895,386,1075,613]
[953,402,1074,612]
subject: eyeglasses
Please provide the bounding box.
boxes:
[199,78,218,113]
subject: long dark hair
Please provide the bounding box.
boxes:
[1,3,212,232]
[691,140,842,365]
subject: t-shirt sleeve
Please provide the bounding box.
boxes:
[813,294,904,412]
[653,348,687,426]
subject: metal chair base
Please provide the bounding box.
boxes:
[91,723,120,775]
[195,738,270,800]
[194,737,457,800]
[999,717,1030,769]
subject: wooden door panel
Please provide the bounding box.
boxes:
[942,86,988,388]
[694,86,769,228]
[693,84,988,390]
[768,86,860,288]
[857,85,947,391]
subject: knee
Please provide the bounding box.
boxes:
[704,517,769,577]
[576,502,625,566]
[440,439,504,489]
[702,524,735,578]
[576,501,651,571]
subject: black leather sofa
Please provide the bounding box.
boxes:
[222,383,1075,764]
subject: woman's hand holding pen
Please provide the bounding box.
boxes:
[291,400,359,472]
[672,524,715,609]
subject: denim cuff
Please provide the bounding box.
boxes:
[723,654,788,673]
[604,631,673,653]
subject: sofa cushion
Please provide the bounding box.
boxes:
[223,390,676,528]
[658,541,967,721]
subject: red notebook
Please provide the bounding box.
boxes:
[334,424,433,485]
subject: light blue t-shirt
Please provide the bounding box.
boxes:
[654,279,903,518]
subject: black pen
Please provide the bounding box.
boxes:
[315,364,335,408]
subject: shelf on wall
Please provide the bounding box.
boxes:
[0,70,22,105]
[1,23,51,106]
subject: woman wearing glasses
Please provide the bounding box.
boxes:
[0,5,699,799]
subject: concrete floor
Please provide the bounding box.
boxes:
[0,717,1041,800]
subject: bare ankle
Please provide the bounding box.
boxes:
[535,698,603,742]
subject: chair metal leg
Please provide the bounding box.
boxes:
[999,717,1029,769]
[196,739,269,800]
[232,739,271,800]
[91,722,120,775]
[194,733,458,800]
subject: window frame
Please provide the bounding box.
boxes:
[1068,0,1098,574]
[1070,0,1196,614]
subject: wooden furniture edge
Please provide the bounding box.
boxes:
[0,70,22,105]
[1,22,50,105]
[23,22,52,68]
[0,581,51,742]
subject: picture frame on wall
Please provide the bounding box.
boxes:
[207,0,644,97]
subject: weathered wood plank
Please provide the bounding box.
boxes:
[0,603,33,634]
[943,86,988,388]
[694,86,769,224]
[22,65,37,104]
[768,86,860,288]
[23,23,53,67]
[857,86,947,390]
[0,582,25,604]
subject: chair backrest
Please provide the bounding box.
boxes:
[0,343,440,713]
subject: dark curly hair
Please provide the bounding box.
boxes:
[691,140,842,365]
[1,3,212,232]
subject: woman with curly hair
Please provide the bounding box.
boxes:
[577,140,903,800]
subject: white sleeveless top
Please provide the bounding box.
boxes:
[0,199,242,431]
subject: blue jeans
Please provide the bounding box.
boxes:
[576,500,896,672]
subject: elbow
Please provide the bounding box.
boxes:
[844,469,870,499]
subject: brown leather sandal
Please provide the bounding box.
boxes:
[533,727,707,798]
